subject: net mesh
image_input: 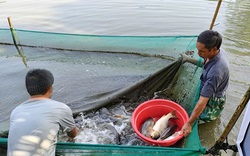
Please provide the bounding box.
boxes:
[0,28,205,155]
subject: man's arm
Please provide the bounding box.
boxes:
[182,96,209,137]
[182,54,204,67]
[60,105,79,139]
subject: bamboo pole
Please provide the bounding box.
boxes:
[217,86,250,143]
[209,0,223,30]
[7,17,28,67]
[7,17,13,29]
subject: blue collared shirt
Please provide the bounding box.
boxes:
[200,49,230,98]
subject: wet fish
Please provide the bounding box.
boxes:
[164,131,183,141]
[101,124,121,144]
[159,123,178,140]
[150,110,177,140]
[140,117,155,138]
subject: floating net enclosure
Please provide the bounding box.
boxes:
[0,28,205,155]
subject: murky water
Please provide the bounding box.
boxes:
[0,0,250,154]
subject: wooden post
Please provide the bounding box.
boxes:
[7,17,28,67]
[209,0,223,30]
[7,17,13,28]
[216,86,250,143]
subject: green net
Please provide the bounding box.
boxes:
[0,28,197,58]
[0,28,205,155]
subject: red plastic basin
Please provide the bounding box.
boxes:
[131,99,189,146]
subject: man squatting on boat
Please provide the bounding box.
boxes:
[181,30,230,137]
[7,69,79,156]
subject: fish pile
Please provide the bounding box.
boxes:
[140,110,181,141]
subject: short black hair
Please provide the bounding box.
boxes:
[25,69,54,96]
[197,30,222,50]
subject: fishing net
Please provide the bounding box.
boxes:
[0,28,205,155]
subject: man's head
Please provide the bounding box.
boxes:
[25,69,54,97]
[196,30,222,59]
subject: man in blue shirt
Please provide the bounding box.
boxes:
[181,30,230,137]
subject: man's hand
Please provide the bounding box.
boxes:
[67,137,76,143]
[181,122,192,137]
[67,127,79,138]
[181,54,191,64]
[181,53,204,67]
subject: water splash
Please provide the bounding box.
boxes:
[62,103,147,146]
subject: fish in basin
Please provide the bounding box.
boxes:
[150,110,178,140]
[140,117,155,138]
[159,123,178,140]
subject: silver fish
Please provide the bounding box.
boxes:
[140,117,155,138]
[150,110,177,140]
[164,131,183,141]
[159,123,178,140]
